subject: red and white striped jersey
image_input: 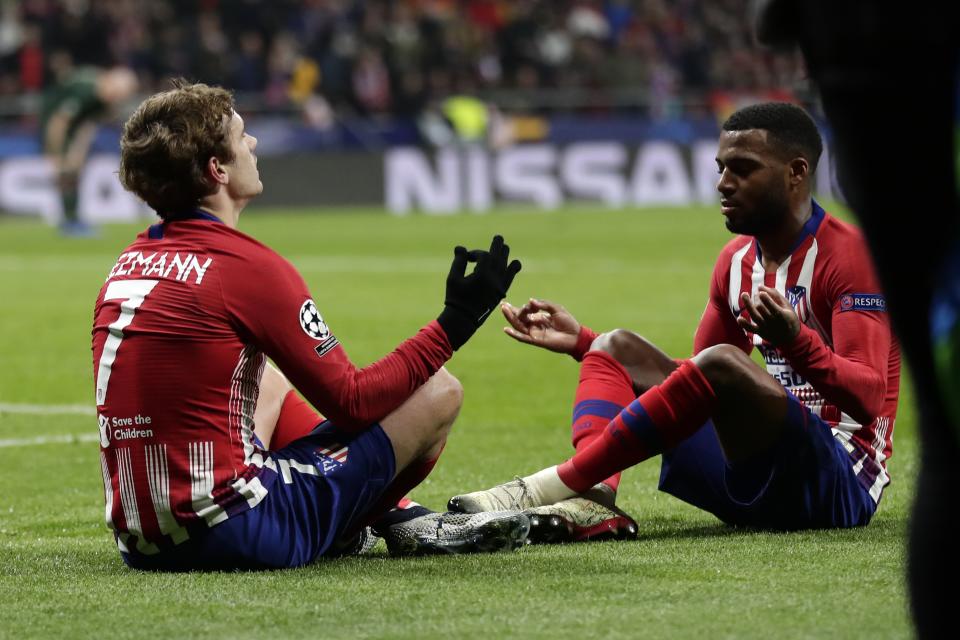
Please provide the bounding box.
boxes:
[695,202,900,502]
[91,213,452,553]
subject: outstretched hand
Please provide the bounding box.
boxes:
[737,285,801,346]
[501,298,581,354]
[438,235,522,350]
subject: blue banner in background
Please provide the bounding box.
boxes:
[0,115,725,159]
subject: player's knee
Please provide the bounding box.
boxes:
[693,344,753,390]
[591,329,649,362]
[426,367,463,433]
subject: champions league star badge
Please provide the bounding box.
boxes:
[299,299,330,340]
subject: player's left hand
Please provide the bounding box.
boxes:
[437,235,522,350]
[737,285,801,346]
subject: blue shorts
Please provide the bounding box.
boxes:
[658,393,877,530]
[121,420,396,571]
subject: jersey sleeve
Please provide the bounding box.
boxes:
[778,238,890,424]
[220,248,453,432]
[693,248,752,355]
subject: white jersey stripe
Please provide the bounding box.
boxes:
[100,451,114,530]
[774,255,792,294]
[851,454,867,475]
[229,346,266,467]
[189,441,227,526]
[795,239,830,346]
[795,238,818,295]
[231,475,269,508]
[115,448,159,555]
[728,240,752,313]
[228,348,251,463]
[868,473,887,502]
[144,444,189,544]
[750,256,765,346]
[245,354,266,461]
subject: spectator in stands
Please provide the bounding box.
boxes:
[0,0,806,121]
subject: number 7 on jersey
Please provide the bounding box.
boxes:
[96,279,159,406]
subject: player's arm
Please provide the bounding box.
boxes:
[741,285,889,425]
[225,237,519,432]
[693,251,752,355]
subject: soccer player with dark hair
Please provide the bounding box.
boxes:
[753,4,959,635]
[93,81,526,570]
[449,102,901,537]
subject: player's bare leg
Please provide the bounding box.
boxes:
[254,363,465,470]
[306,368,519,556]
[253,363,292,447]
[256,367,528,556]
[451,329,673,541]
[378,366,462,472]
[592,329,679,394]
[692,344,790,462]
[253,364,460,470]
[451,336,791,526]
[371,368,529,555]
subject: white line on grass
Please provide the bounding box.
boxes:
[0,403,96,447]
[0,403,95,416]
[0,433,99,448]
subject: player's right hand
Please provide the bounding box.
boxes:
[501,298,581,354]
[437,235,522,350]
[737,286,801,346]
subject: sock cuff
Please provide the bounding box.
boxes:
[642,359,717,448]
[581,350,634,387]
[557,459,595,495]
[527,465,577,504]
[675,359,716,401]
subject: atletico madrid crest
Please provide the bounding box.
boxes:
[786,285,808,322]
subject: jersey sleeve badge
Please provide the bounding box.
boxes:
[299,298,339,357]
[839,293,887,312]
[299,299,330,340]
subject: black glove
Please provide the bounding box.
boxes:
[437,235,522,350]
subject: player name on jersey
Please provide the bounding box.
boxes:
[106,250,213,285]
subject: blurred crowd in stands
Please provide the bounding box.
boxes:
[0,0,806,121]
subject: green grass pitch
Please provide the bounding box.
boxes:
[0,204,913,639]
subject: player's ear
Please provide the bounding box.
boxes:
[206,156,229,185]
[788,157,809,186]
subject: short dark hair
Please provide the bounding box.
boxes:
[119,80,235,219]
[722,102,823,171]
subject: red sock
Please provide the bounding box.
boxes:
[271,390,324,450]
[361,440,446,529]
[558,360,716,493]
[571,351,636,492]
